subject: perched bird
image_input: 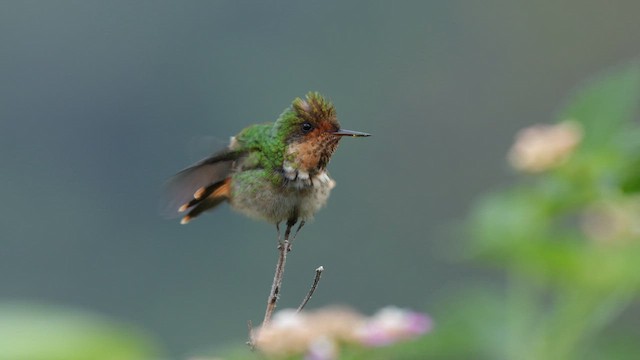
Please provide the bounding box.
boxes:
[166,92,370,240]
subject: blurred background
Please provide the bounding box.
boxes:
[2,1,640,359]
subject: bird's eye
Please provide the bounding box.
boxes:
[301,122,313,133]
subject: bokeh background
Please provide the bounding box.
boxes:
[2,1,640,358]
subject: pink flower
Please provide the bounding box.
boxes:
[305,336,338,360]
[356,306,433,347]
[255,306,432,357]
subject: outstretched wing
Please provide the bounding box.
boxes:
[161,149,243,220]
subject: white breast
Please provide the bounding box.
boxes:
[297,171,336,219]
[283,163,334,189]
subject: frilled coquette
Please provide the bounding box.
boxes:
[165,92,370,232]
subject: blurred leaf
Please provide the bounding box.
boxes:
[0,302,162,360]
[620,155,640,193]
[468,189,549,259]
[584,321,640,360]
[558,61,640,149]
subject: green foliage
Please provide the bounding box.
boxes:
[0,302,162,360]
[463,61,640,359]
[558,62,640,149]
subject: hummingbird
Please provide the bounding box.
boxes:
[166,92,370,241]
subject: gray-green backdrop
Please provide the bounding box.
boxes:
[2,0,639,357]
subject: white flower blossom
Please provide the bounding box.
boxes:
[508,121,582,173]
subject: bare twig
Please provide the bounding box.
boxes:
[246,320,255,350]
[263,239,289,327]
[297,266,324,312]
[247,219,310,349]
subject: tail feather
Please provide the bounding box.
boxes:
[162,148,243,220]
[179,178,232,224]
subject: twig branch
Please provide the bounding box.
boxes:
[247,220,311,349]
[297,266,324,312]
[246,320,255,350]
[263,239,289,326]
[247,239,290,349]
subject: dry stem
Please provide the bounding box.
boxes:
[297,266,324,312]
[263,239,289,327]
[247,221,321,350]
[247,238,290,349]
[246,320,255,350]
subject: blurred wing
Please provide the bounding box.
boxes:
[161,149,242,218]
